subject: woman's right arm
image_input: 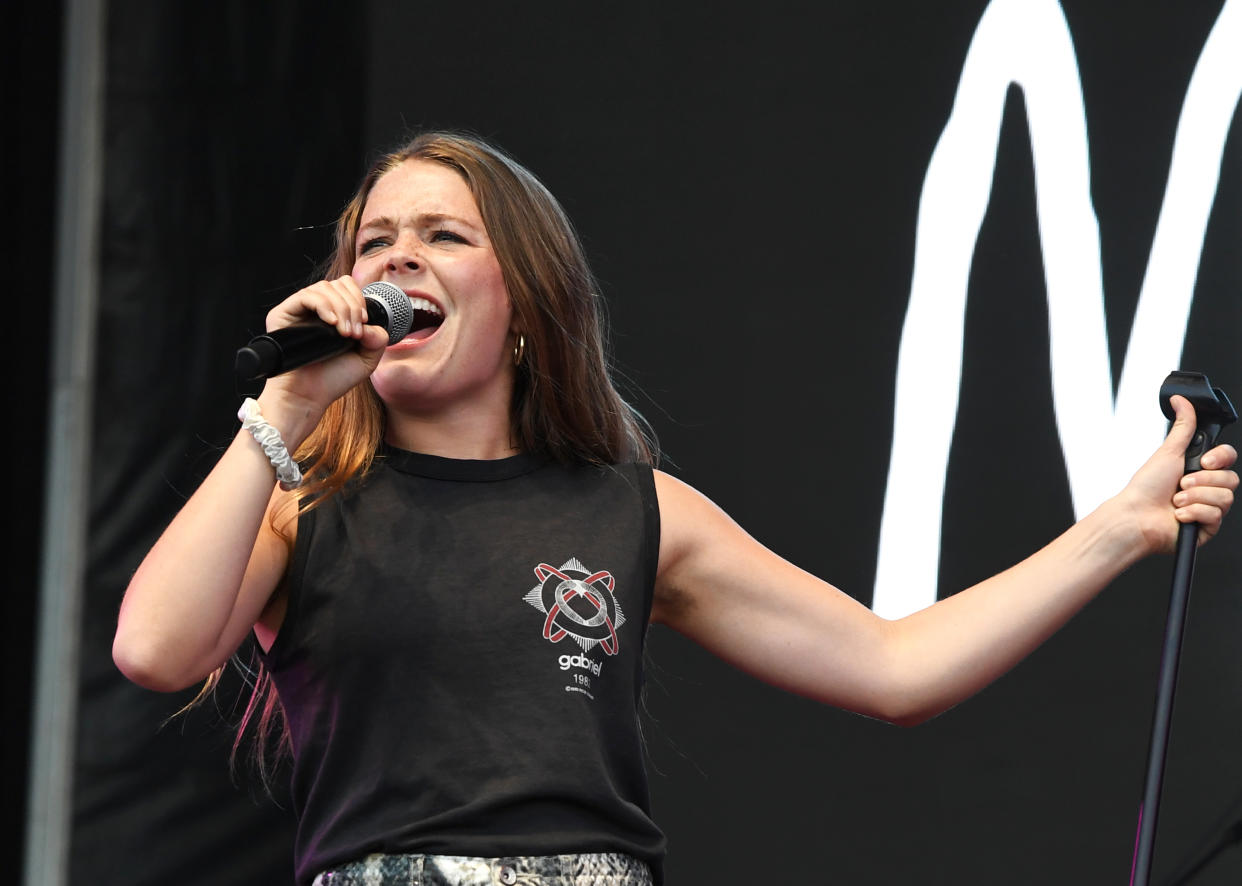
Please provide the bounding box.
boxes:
[112,414,304,692]
[113,277,389,692]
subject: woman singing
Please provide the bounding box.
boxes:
[113,132,1237,886]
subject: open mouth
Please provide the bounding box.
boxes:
[405,296,445,342]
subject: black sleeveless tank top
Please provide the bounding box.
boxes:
[261,446,666,884]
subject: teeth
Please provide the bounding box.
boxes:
[409,296,443,316]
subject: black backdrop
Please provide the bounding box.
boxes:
[12,1,1242,883]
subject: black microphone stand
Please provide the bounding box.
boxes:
[1130,371,1236,886]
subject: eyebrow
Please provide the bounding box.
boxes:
[356,212,481,237]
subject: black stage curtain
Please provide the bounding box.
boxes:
[28,1,1242,884]
[69,3,365,884]
[7,0,61,877]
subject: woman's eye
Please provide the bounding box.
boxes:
[431,229,467,244]
[358,238,388,255]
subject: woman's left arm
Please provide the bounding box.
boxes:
[650,395,1237,726]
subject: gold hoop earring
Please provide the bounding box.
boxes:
[512,333,526,367]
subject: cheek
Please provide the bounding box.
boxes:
[467,263,512,322]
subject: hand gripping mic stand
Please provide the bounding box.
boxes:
[1130,371,1236,886]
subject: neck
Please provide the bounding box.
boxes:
[383,400,519,460]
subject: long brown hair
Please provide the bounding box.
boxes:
[292,131,656,515]
[214,131,658,779]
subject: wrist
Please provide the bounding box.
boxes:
[238,398,303,491]
[252,387,326,453]
[1093,492,1159,564]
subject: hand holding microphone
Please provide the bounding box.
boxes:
[236,280,413,383]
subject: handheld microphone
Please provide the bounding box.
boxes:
[234,281,413,382]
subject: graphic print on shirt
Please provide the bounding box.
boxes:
[523,557,626,700]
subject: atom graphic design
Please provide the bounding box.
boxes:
[523,557,626,655]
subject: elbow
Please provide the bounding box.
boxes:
[885,706,938,729]
[111,631,210,694]
[833,682,937,728]
[867,670,950,728]
[868,694,937,729]
[866,623,954,728]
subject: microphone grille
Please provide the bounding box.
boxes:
[361,281,414,345]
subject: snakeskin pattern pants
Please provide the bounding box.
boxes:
[312,852,653,886]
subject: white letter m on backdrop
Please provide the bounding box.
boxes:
[871,0,1242,619]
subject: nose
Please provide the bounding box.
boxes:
[385,233,421,274]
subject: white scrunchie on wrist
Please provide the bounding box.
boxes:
[238,397,303,491]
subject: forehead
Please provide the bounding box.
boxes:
[361,158,481,224]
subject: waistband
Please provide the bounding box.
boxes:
[312,852,653,886]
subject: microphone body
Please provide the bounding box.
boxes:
[235,281,413,382]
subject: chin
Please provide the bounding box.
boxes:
[372,363,439,404]
[372,354,516,416]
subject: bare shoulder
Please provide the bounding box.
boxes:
[652,469,724,560]
[650,468,758,624]
[652,469,720,557]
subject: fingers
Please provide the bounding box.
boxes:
[1160,394,1198,454]
[1173,483,1233,513]
[256,277,389,414]
[1124,407,1237,553]
[1172,492,1228,543]
[315,277,370,339]
[1196,443,1238,471]
[1173,454,1237,541]
[1177,445,1238,505]
[266,276,370,339]
[358,324,393,351]
[1178,466,1237,508]
[1181,466,1239,493]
